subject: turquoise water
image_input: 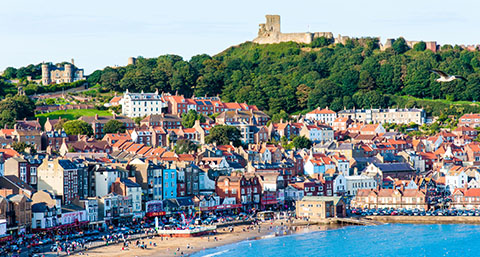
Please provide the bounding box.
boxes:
[192,224,480,257]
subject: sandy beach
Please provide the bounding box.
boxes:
[59,219,338,257]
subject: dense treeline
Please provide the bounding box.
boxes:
[2,64,42,80]
[86,38,480,116]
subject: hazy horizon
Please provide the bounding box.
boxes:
[1,0,478,74]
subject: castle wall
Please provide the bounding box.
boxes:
[254,32,314,44]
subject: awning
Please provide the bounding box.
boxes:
[146,211,166,217]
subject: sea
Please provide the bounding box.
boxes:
[191,224,480,257]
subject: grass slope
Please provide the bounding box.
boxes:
[36,109,112,126]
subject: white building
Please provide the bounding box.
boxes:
[121,89,168,117]
[345,175,377,196]
[116,178,143,217]
[305,107,337,125]
[95,166,119,197]
[333,174,346,195]
[74,198,99,222]
[31,202,59,229]
[338,108,426,125]
[445,169,468,192]
[284,185,305,201]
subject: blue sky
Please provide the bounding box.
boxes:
[1,0,477,74]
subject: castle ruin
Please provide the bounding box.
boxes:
[252,15,440,52]
[253,15,333,44]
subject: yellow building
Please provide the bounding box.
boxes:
[296,196,346,220]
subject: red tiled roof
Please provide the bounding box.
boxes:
[110,96,122,103]
[0,149,20,158]
[308,108,336,115]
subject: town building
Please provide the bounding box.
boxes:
[131,159,163,202]
[37,158,79,204]
[111,178,143,218]
[163,169,177,199]
[345,175,377,196]
[79,114,135,139]
[305,107,337,125]
[337,108,425,125]
[140,114,182,130]
[296,196,346,219]
[121,89,168,117]
[216,110,270,126]
[216,174,262,210]
[458,114,480,128]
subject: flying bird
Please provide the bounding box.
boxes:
[430,69,468,82]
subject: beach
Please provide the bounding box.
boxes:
[58,219,337,257]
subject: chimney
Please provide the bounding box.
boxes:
[95,114,99,120]
[113,113,117,119]
[24,117,27,121]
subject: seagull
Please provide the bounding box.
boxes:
[430,69,468,82]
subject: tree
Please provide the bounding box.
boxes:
[392,37,409,54]
[12,142,29,153]
[0,95,36,128]
[104,120,126,134]
[181,110,206,128]
[311,37,332,48]
[0,110,15,129]
[53,118,67,130]
[296,84,311,110]
[174,139,198,154]
[292,136,312,149]
[63,120,93,136]
[2,67,17,79]
[413,41,426,51]
[205,125,242,147]
[134,116,144,126]
[270,110,290,124]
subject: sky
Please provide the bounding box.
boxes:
[1,0,478,74]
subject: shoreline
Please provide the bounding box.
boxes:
[47,216,480,257]
[51,219,340,257]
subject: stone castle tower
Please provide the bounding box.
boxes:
[41,60,85,85]
[41,62,50,85]
[259,15,281,36]
[128,57,137,66]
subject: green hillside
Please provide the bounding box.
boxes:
[85,38,480,117]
